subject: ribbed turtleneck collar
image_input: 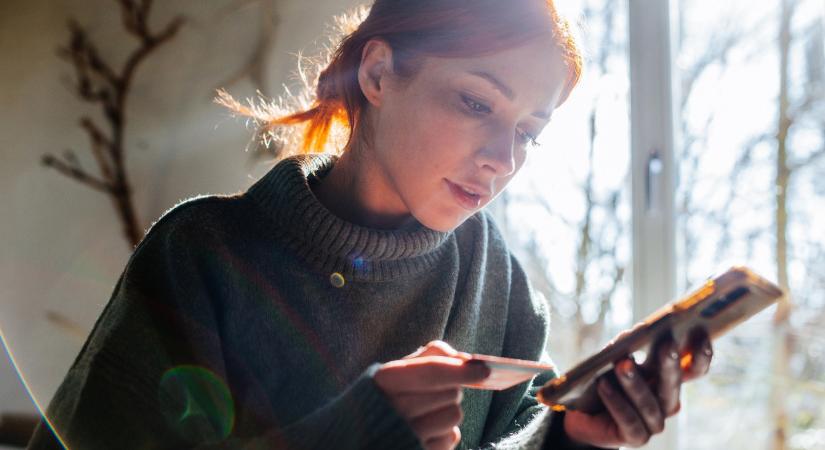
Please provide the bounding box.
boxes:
[244,153,453,282]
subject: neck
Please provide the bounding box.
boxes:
[311,147,416,230]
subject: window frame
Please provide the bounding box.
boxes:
[628,0,680,448]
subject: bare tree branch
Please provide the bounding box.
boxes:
[42,0,185,248]
[41,153,112,194]
[790,146,825,171]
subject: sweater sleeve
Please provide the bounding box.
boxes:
[474,255,609,450]
[26,203,421,450]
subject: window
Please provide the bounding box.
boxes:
[494,0,825,448]
[676,0,825,449]
[491,0,632,371]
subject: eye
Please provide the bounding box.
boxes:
[461,95,492,115]
[517,128,540,149]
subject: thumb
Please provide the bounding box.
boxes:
[403,340,471,360]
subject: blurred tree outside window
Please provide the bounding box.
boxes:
[675,0,825,449]
[489,0,632,372]
[489,0,825,449]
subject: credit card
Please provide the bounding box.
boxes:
[462,354,555,391]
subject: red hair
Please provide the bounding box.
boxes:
[218,0,583,156]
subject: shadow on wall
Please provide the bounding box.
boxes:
[0,0,363,447]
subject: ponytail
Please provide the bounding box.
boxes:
[215,6,369,157]
[217,1,582,158]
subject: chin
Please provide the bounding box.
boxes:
[414,209,474,233]
[406,189,481,232]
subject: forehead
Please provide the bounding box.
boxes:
[415,37,569,112]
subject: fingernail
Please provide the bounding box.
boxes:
[669,350,679,361]
[703,346,713,357]
[599,378,613,396]
[618,359,635,379]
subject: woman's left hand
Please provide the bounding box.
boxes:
[562,327,713,448]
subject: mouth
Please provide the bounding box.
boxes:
[445,179,490,210]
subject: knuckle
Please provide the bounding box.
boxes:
[424,438,442,450]
[451,388,463,404]
[650,416,665,434]
[639,433,652,446]
[452,426,462,443]
[668,399,679,415]
[627,424,649,446]
[434,341,457,354]
[642,403,663,421]
[628,429,651,447]
[445,404,463,424]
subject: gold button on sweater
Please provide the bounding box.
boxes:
[27,154,602,450]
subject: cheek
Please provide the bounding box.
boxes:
[393,96,473,174]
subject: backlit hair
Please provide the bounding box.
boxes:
[216,0,583,157]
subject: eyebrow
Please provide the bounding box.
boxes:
[467,70,552,120]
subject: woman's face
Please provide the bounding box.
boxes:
[362,35,570,232]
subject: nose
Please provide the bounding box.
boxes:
[476,127,517,176]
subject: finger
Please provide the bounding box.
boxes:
[615,358,665,436]
[404,346,429,360]
[563,409,624,449]
[598,376,651,447]
[405,340,470,360]
[423,426,461,450]
[681,328,713,382]
[376,357,490,393]
[410,403,463,441]
[394,389,463,419]
[651,334,682,416]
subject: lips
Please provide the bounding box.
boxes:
[445,179,492,210]
[455,181,492,198]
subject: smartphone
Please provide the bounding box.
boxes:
[536,266,784,413]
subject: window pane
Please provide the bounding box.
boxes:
[676,0,825,448]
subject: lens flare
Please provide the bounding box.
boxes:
[158,365,235,444]
[0,326,68,449]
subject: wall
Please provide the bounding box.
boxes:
[0,0,362,416]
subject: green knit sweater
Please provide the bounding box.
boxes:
[27,154,600,450]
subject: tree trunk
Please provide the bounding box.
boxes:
[771,1,794,448]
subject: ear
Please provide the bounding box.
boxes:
[357,39,394,107]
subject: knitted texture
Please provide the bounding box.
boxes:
[28,154,598,450]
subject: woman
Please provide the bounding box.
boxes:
[28,0,713,449]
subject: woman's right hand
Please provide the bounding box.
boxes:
[374,341,490,450]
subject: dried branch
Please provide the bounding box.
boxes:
[42,0,185,248]
[41,153,112,194]
[44,310,88,340]
[80,117,116,181]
